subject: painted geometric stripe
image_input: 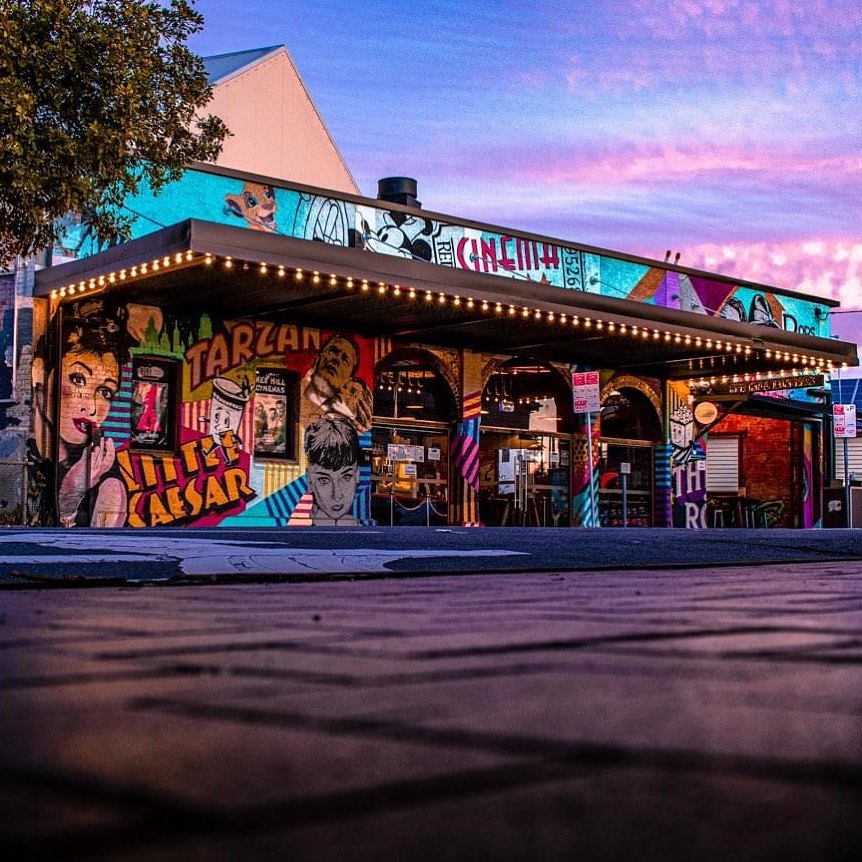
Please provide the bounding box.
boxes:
[263,461,301,497]
[452,415,480,491]
[355,429,372,522]
[462,391,482,419]
[654,444,672,486]
[654,443,673,528]
[287,492,314,526]
[103,364,133,442]
[182,400,208,433]
[572,471,600,527]
[264,474,309,520]
[462,481,477,525]
[374,337,394,364]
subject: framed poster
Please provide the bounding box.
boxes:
[254,368,298,458]
[130,358,176,450]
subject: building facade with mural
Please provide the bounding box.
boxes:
[19,162,856,530]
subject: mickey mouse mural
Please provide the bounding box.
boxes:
[360,210,441,261]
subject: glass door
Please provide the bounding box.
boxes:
[479,430,571,526]
[371,425,450,526]
[598,440,654,527]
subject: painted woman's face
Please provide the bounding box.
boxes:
[59,349,119,446]
[307,463,359,523]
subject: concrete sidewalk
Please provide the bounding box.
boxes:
[1,561,860,860]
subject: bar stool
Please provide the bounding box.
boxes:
[707,498,727,528]
[741,499,761,528]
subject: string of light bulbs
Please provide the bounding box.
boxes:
[48,251,850,379]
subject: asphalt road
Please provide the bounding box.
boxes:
[3,526,862,585]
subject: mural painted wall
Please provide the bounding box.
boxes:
[667,383,708,529]
[29,298,376,528]
[55,166,831,339]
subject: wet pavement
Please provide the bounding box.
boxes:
[0,549,860,859]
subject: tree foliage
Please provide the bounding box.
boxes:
[0,0,229,265]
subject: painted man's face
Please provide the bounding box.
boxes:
[307,463,359,523]
[59,349,118,446]
[315,337,357,393]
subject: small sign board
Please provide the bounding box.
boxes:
[708,373,823,397]
[693,401,719,425]
[572,371,601,414]
[387,443,425,461]
[833,404,857,438]
[620,462,631,475]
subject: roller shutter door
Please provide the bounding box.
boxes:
[836,437,862,479]
[706,436,740,493]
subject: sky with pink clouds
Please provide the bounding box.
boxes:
[188,0,862,342]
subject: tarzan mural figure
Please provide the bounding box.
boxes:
[301,333,372,432]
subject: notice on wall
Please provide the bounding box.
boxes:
[388,443,425,462]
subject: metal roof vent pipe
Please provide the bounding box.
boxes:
[377,177,421,209]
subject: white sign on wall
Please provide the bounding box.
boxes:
[833,404,857,438]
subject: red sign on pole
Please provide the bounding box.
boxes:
[833,404,857,438]
[572,371,601,414]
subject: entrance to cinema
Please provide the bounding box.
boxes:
[371,352,456,526]
[479,361,574,527]
[597,386,662,527]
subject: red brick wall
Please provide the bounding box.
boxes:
[709,415,793,527]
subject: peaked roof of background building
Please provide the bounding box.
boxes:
[203,45,283,85]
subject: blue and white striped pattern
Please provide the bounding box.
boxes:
[654,443,673,527]
[263,474,309,521]
[355,429,373,524]
[102,364,133,443]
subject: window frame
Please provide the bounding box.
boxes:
[252,367,300,461]
[129,356,179,453]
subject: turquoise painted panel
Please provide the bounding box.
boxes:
[55,166,831,338]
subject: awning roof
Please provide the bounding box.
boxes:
[35,219,857,383]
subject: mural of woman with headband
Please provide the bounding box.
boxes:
[31,301,137,527]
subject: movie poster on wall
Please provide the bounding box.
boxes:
[254,369,292,457]
[130,359,174,449]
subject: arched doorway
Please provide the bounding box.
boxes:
[371,350,457,526]
[478,361,574,526]
[598,384,662,527]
